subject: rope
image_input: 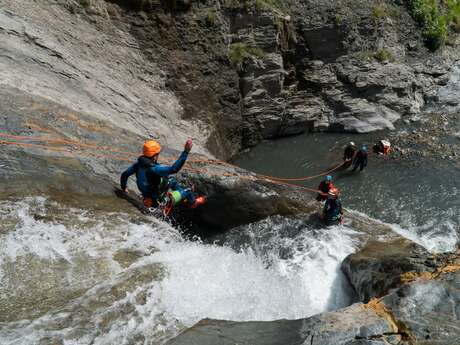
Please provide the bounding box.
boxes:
[254,161,345,182]
[0,130,349,195]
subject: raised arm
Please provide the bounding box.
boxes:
[152,151,189,176]
[151,139,193,177]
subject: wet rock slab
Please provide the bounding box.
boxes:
[342,239,460,301]
[165,303,395,345]
[379,269,460,345]
[342,240,460,344]
[0,86,315,234]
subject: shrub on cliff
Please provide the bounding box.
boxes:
[374,48,395,62]
[228,42,264,69]
[255,0,283,12]
[224,0,283,13]
[405,0,460,51]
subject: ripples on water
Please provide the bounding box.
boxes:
[235,132,460,252]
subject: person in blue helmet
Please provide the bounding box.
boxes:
[120,139,206,214]
[316,175,334,201]
[352,145,368,172]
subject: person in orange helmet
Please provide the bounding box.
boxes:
[120,139,205,213]
[316,175,334,201]
[321,187,343,226]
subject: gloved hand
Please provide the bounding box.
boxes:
[184,139,193,153]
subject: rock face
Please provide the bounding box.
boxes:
[223,0,460,145]
[165,303,397,345]
[341,239,460,302]
[377,269,460,345]
[341,239,460,344]
[0,3,206,154]
[2,0,459,159]
[0,86,315,234]
[342,239,459,302]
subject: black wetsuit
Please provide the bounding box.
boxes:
[316,181,333,201]
[343,145,356,161]
[323,198,343,225]
[352,149,368,172]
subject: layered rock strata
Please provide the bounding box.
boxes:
[2,0,459,158]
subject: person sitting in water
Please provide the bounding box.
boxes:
[352,145,368,172]
[343,142,357,168]
[316,175,334,201]
[321,187,343,226]
[120,139,205,212]
[373,139,391,155]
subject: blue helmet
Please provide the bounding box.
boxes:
[326,175,332,182]
[361,145,368,151]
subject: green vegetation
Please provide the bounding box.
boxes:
[372,3,399,21]
[224,0,283,13]
[374,48,395,62]
[228,42,264,69]
[405,0,460,51]
[373,3,390,19]
[334,14,343,26]
[254,0,283,12]
[203,11,217,27]
[78,0,91,8]
[447,0,460,31]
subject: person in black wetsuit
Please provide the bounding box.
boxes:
[352,145,368,172]
[343,142,356,168]
[316,175,334,201]
[322,187,343,226]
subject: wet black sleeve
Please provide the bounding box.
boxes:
[120,163,138,190]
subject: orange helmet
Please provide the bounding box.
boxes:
[328,187,339,199]
[143,140,161,157]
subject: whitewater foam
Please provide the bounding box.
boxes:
[346,208,458,253]
[0,198,358,345]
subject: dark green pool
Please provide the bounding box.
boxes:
[235,130,460,252]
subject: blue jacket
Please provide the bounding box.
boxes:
[353,149,368,166]
[120,151,189,199]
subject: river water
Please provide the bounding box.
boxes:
[1,129,459,343]
[1,125,459,344]
[235,129,459,252]
[0,196,357,345]
[1,130,457,344]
